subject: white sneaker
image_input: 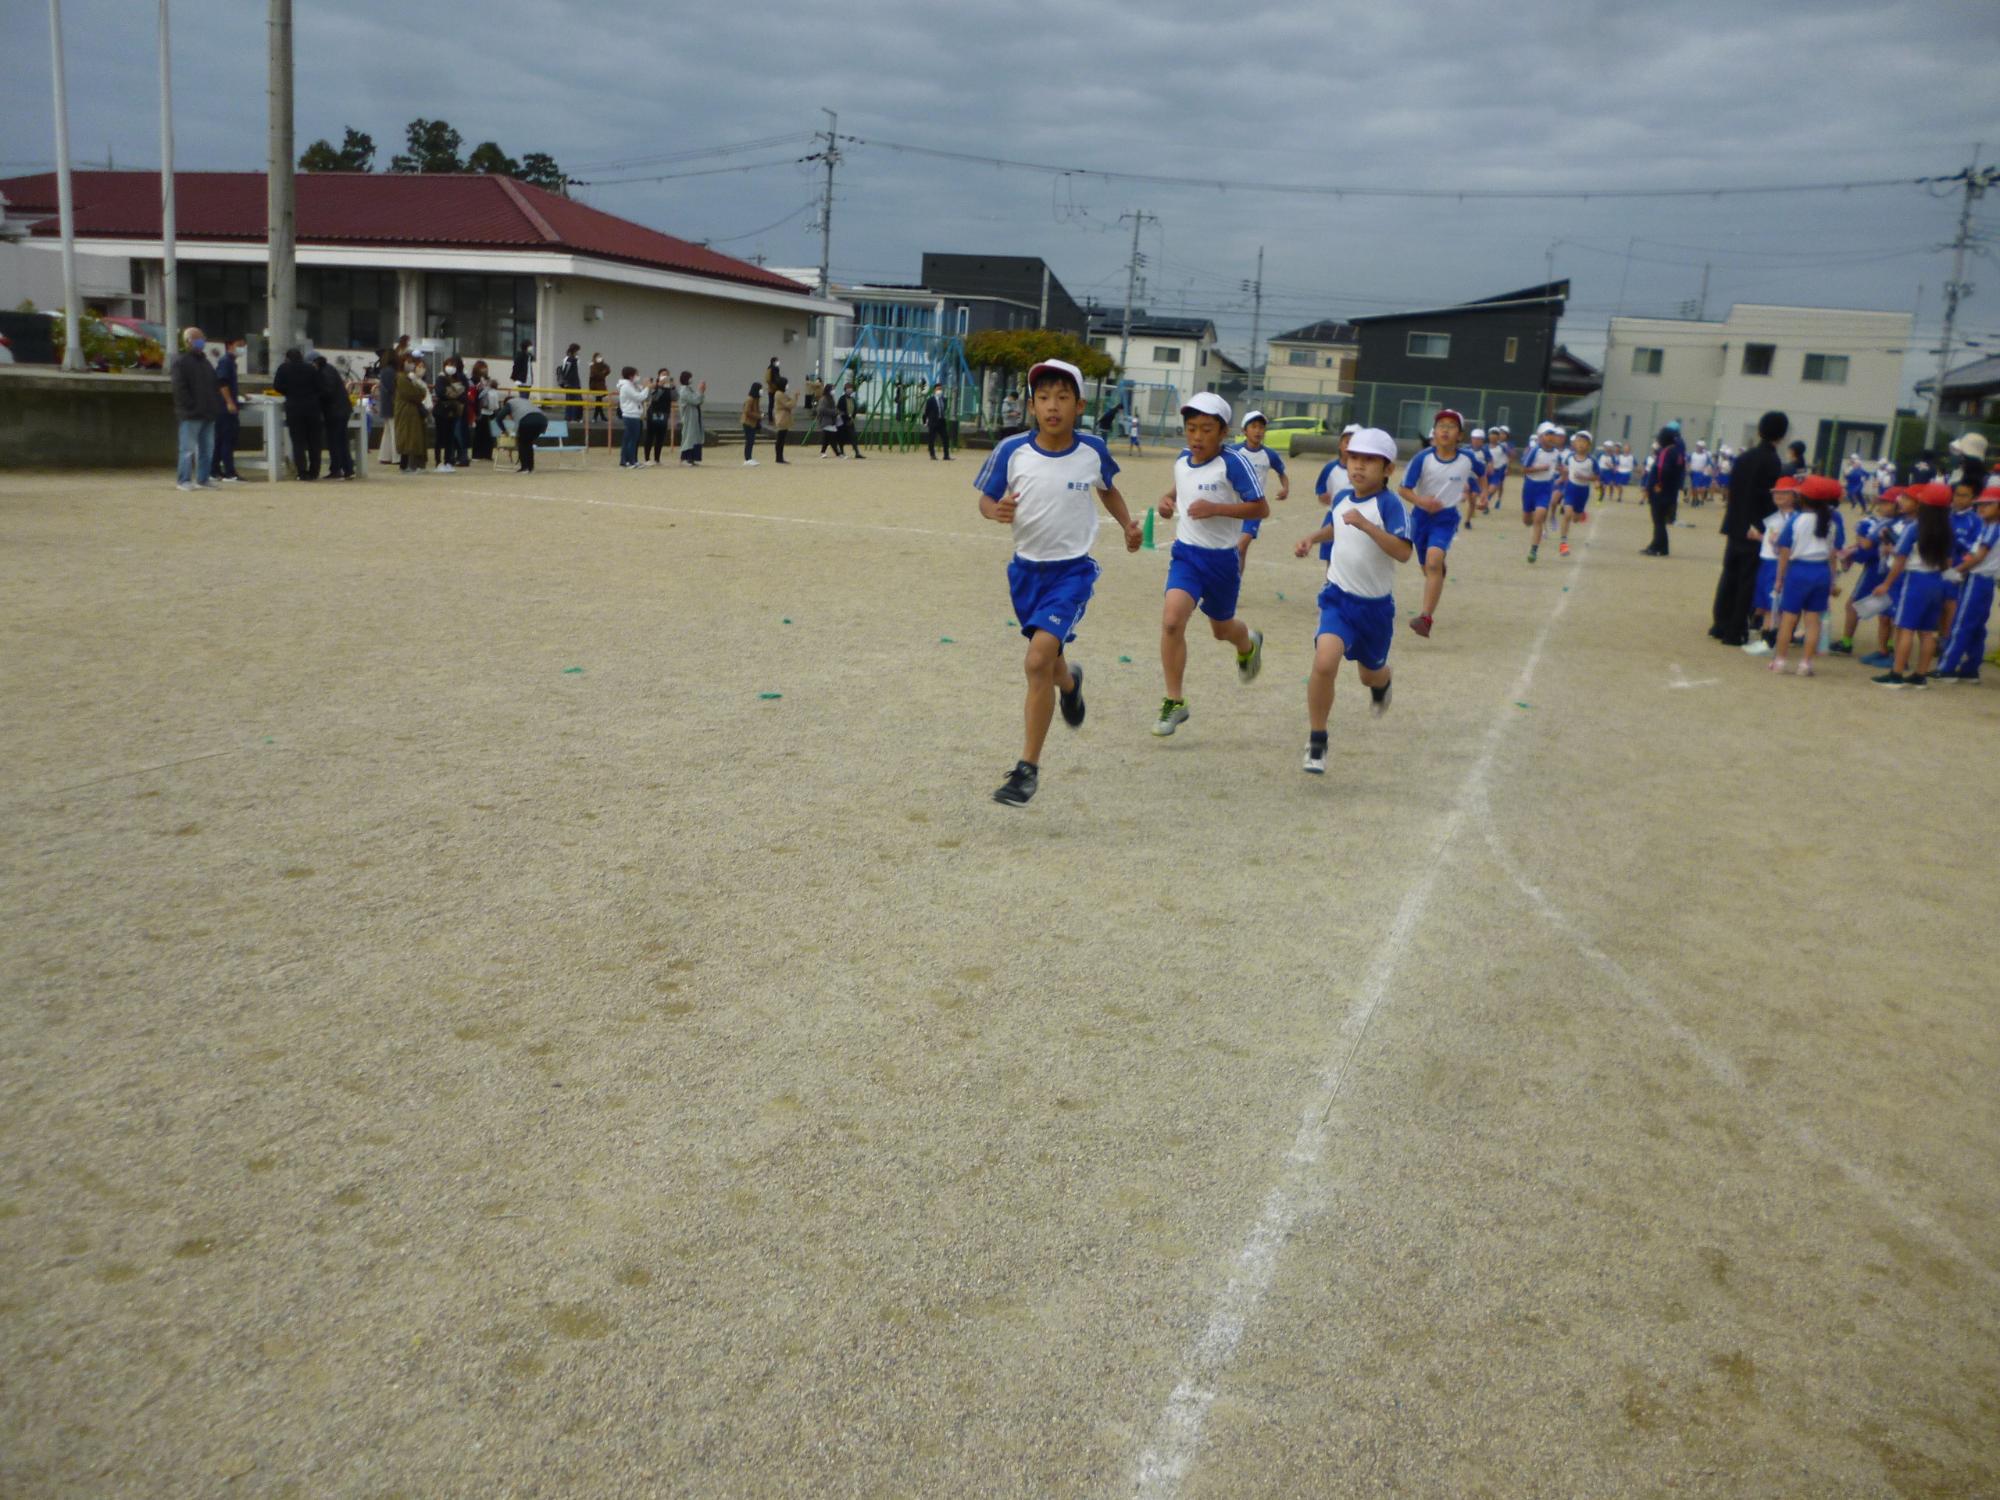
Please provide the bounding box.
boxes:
[175,481,194,491]
[438,463,456,473]
[198,480,221,490]
[1741,640,1773,657]
[219,475,241,483]
[743,459,760,467]
[1303,744,1327,774]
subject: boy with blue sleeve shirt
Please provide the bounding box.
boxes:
[1292,427,1413,774]
[1398,409,1484,639]
[1229,410,1290,574]
[1151,393,1268,738]
[976,358,1143,806]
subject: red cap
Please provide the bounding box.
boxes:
[1773,475,1799,492]
[1911,482,1954,508]
[1797,475,1843,503]
[1979,483,2000,503]
[1433,409,1464,431]
[1882,485,1905,503]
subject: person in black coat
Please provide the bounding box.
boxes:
[921,382,953,461]
[1710,410,1789,643]
[272,347,323,480]
[1643,423,1685,556]
[315,356,354,478]
[556,343,582,421]
[511,342,532,386]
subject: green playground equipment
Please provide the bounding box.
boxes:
[824,323,979,453]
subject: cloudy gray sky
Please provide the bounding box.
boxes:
[7,0,2000,391]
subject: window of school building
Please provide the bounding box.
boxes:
[1153,346,1180,363]
[1802,352,1849,384]
[1631,347,1663,375]
[1406,332,1449,359]
[175,265,399,351]
[1741,342,1775,376]
[424,273,536,357]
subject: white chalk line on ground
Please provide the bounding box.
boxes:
[1132,549,1592,1499]
[1471,789,2000,1296]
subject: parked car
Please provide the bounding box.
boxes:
[1258,416,1330,454]
[98,314,168,369]
[0,308,57,364]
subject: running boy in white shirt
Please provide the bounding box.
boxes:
[1151,392,1268,737]
[1292,427,1413,774]
[975,358,1143,806]
[1556,430,1596,558]
[1398,409,1485,637]
[1519,422,1563,563]
[1229,410,1290,574]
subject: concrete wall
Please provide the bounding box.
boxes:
[0,367,176,468]
[535,277,808,403]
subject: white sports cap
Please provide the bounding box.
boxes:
[1242,409,1267,426]
[1535,421,1559,435]
[1572,429,1593,442]
[1340,422,1362,436]
[1470,427,1487,439]
[1345,427,1398,462]
[1180,391,1233,426]
[1025,358,1084,394]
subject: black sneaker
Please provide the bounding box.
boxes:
[992,760,1039,806]
[1370,680,1392,717]
[1059,664,1086,728]
[1871,671,1908,689]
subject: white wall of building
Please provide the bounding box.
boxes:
[538,276,807,401]
[0,239,142,316]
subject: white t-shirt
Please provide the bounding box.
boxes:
[1228,440,1287,489]
[973,432,1121,562]
[1402,445,1486,509]
[1486,441,1510,476]
[1690,449,1712,476]
[1325,488,1412,600]
[1521,441,1563,485]
[1171,447,1263,551]
[1777,509,1846,563]
[1758,506,1791,561]
[1565,452,1596,487]
[1615,452,1635,478]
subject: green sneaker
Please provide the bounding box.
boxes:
[1237,628,1264,683]
[1151,698,1190,737]
[1527,545,1539,564]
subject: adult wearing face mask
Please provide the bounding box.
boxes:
[394,356,431,473]
[272,346,323,481]
[169,325,223,492]
[210,336,243,482]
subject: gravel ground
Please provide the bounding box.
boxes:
[2,454,1995,1499]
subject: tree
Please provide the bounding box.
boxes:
[964,329,1117,383]
[465,141,520,177]
[298,127,375,172]
[517,153,568,194]
[388,118,463,174]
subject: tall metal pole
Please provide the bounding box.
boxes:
[816,107,837,381]
[1924,146,1990,452]
[1244,245,1264,404]
[1695,261,1711,323]
[158,0,177,344]
[48,0,83,371]
[265,0,295,372]
[1117,210,1146,381]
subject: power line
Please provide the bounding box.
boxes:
[566,131,815,174]
[839,134,1930,203]
[568,155,814,188]
[701,200,817,246]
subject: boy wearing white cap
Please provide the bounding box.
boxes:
[1151,392,1269,737]
[1229,410,1290,574]
[1486,425,1510,512]
[1397,409,1484,638]
[1556,430,1596,558]
[975,358,1144,806]
[1520,422,1563,562]
[1292,427,1413,773]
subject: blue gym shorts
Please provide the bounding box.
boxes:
[1166,540,1243,621]
[1564,481,1592,513]
[1316,583,1395,672]
[1779,560,1832,615]
[1894,571,1944,632]
[1522,478,1554,514]
[1007,553,1100,643]
[1409,505,1460,559]
[1755,557,1778,610]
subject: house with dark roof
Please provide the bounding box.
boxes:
[1263,319,1359,423]
[1350,281,1569,437]
[1915,354,2000,423]
[1083,307,1228,432]
[0,170,846,382]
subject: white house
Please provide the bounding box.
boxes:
[1262,319,1358,423]
[1086,310,1228,431]
[1599,304,1911,465]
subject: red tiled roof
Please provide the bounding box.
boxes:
[0,171,809,296]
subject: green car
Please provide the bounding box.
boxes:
[1257,416,1330,453]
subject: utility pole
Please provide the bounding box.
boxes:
[1242,245,1264,404]
[813,107,839,381]
[265,0,295,373]
[1925,145,1993,451]
[1695,261,1711,322]
[48,0,83,370]
[158,0,176,344]
[1039,263,1050,328]
[1116,210,1154,389]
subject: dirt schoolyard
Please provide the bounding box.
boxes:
[2,452,1995,1498]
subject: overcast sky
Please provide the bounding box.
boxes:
[6,0,2000,392]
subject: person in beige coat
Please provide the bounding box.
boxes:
[394,358,431,473]
[772,382,797,465]
[740,382,764,467]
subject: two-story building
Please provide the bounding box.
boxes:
[1261,319,1358,424]
[1085,308,1235,432]
[1349,281,1568,439]
[1599,304,1911,465]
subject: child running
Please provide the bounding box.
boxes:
[1556,430,1595,557]
[1152,392,1268,737]
[1935,480,2000,682]
[1615,441,1636,501]
[1293,427,1413,773]
[1519,421,1563,563]
[1768,475,1846,675]
[1485,425,1510,512]
[1229,410,1290,575]
[1398,408,1485,637]
[1687,441,1713,507]
[1311,425,1357,566]
[975,358,1143,806]
[1869,482,1954,689]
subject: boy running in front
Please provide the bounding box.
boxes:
[1519,421,1563,562]
[1293,427,1413,773]
[975,358,1143,806]
[1152,392,1268,737]
[1557,430,1596,557]
[1398,408,1484,638]
[1229,410,1290,574]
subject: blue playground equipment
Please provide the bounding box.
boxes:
[823,323,979,451]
